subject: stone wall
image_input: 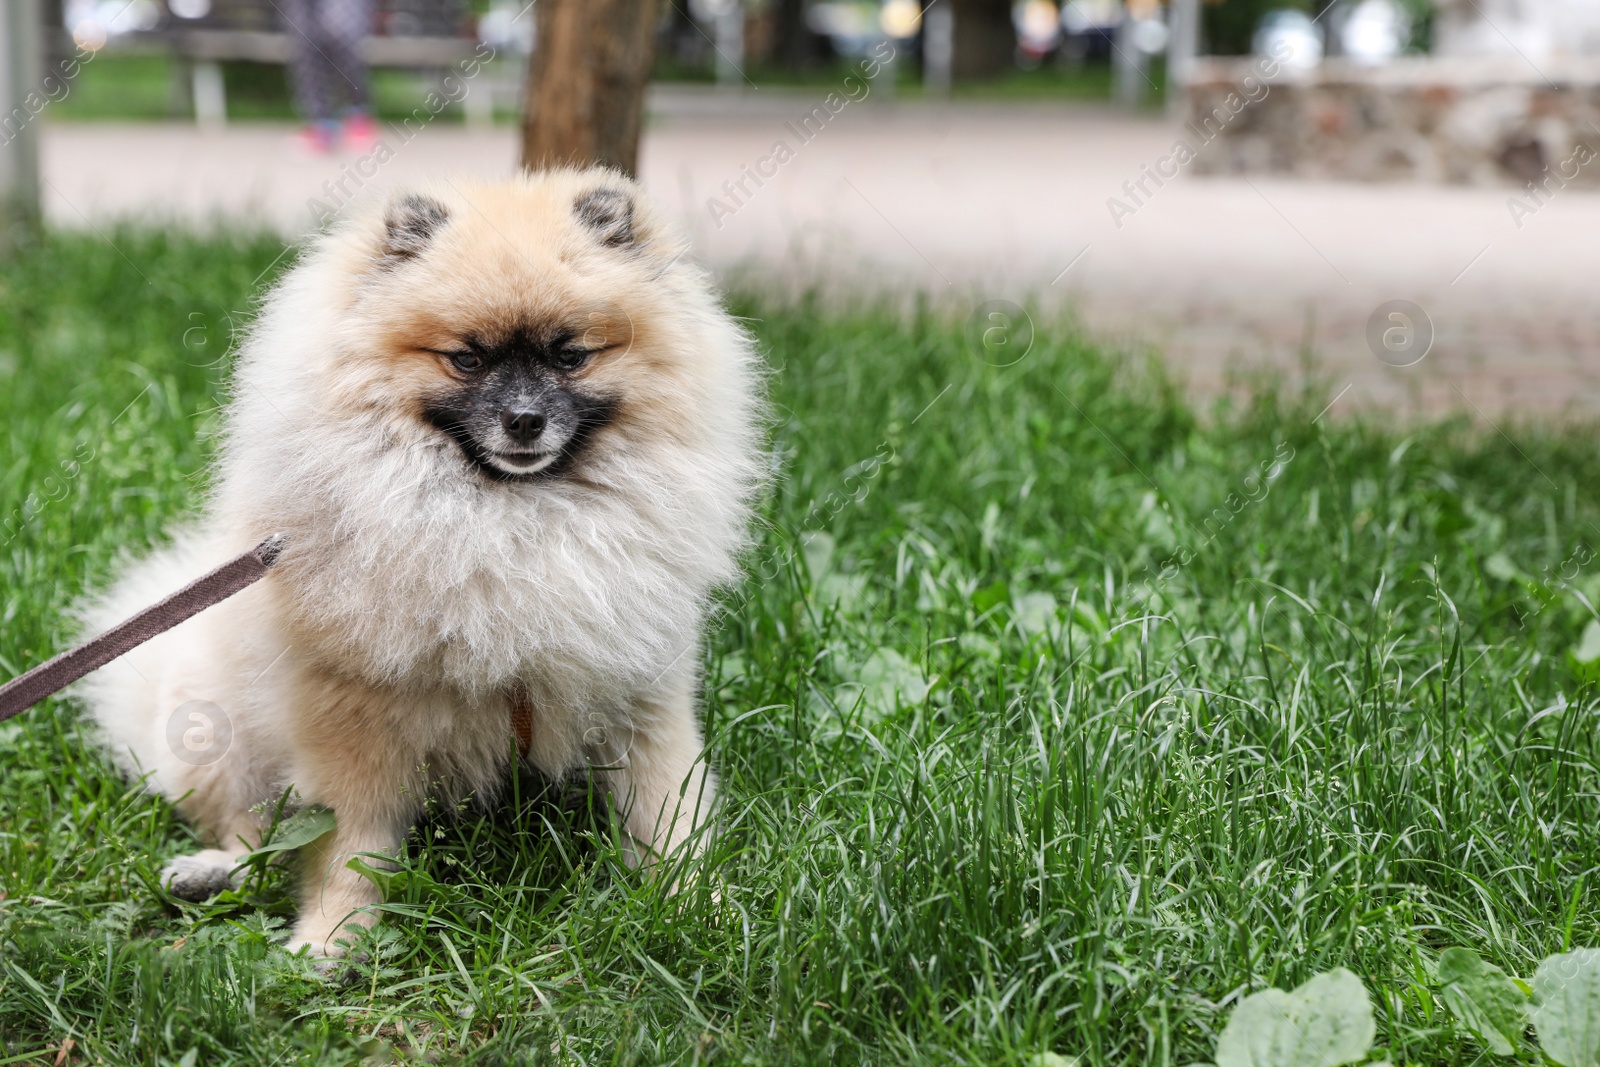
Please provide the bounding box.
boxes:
[1186,56,1600,188]
[1434,0,1600,59]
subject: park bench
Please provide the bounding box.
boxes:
[67,0,482,125]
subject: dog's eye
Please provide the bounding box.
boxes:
[552,347,590,371]
[449,351,484,372]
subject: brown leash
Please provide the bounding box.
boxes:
[1,533,538,759]
[509,683,535,760]
[0,535,287,724]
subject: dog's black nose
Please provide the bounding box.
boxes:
[502,409,547,441]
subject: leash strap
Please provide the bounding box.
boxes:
[0,535,287,725]
[509,682,535,760]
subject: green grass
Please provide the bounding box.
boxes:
[49,54,498,122]
[651,55,1129,102]
[50,53,1130,124]
[2,229,1600,1065]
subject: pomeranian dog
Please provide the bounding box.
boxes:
[77,169,764,957]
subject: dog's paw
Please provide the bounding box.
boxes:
[285,936,335,958]
[285,935,370,984]
[286,944,350,980]
[159,850,243,902]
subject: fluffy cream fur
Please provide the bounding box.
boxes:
[78,170,764,956]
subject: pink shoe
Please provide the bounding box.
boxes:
[293,121,338,155]
[342,111,380,154]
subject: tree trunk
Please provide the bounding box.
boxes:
[520,0,658,177]
[0,0,43,252]
[771,0,830,73]
[948,0,1014,81]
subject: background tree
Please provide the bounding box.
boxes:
[0,0,43,251]
[520,0,659,177]
[771,0,832,72]
[949,0,1014,79]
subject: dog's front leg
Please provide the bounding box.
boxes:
[286,804,411,959]
[284,677,420,958]
[599,667,718,875]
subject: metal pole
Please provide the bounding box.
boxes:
[1166,0,1200,117]
[1,0,44,250]
[1113,8,1145,109]
[713,2,744,88]
[923,3,953,96]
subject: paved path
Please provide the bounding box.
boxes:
[39,91,1600,417]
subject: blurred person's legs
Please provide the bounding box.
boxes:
[280,0,375,152]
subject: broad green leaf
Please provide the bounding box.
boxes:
[858,648,930,707]
[1028,1054,1079,1067]
[1438,947,1527,1056]
[345,856,453,901]
[1574,621,1600,665]
[972,579,1009,614]
[346,855,400,896]
[835,648,933,723]
[1531,949,1600,1067]
[239,805,336,863]
[1484,553,1522,583]
[717,652,747,686]
[800,531,835,580]
[816,572,864,609]
[1013,592,1058,636]
[1215,968,1375,1067]
[957,633,1001,661]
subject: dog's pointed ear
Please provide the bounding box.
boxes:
[573,187,635,248]
[383,194,451,263]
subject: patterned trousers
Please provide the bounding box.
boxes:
[278,0,373,121]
